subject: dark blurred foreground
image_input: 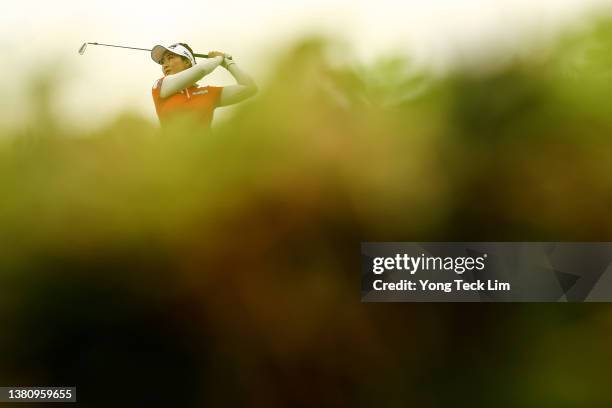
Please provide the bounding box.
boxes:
[2,18,612,407]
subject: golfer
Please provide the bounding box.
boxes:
[151,43,257,128]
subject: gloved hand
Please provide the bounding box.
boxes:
[222,54,235,69]
[207,51,235,69]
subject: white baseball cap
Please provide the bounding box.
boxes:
[151,43,196,66]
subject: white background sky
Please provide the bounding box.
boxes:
[1,0,610,131]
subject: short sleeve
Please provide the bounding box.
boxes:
[152,78,163,90]
[151,77,165,117]
[207,86,224,108]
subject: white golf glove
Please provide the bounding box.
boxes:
[222,54,235,69]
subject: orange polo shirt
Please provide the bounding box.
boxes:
[152,77,223,128]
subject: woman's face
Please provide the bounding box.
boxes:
[161,51,191,76]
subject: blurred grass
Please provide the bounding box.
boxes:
[2,17,612,407]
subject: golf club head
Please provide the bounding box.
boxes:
[78,43,87,55]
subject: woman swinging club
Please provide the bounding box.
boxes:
[151,43,257,128]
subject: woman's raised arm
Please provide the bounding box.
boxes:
[160,56,224,98]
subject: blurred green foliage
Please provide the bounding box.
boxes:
[1,17,612,407]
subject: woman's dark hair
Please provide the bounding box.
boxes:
[178,43,195,65]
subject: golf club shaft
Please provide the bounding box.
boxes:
[84,42,209,58]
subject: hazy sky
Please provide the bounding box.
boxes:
[1,0,610,131]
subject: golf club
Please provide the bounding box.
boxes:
[78,42,210,58]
